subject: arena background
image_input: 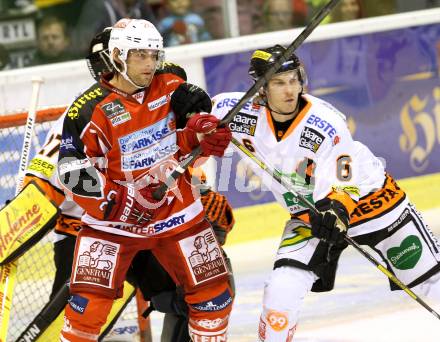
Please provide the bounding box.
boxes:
[1,9,439,246]
[1,8,440,341]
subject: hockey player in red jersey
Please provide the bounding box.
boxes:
[211,45,440,341]
[57,19,232,342]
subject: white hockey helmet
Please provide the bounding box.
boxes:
[108,19,165,87]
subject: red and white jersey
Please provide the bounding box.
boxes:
[211,92,407,236]
[57,72,204,238]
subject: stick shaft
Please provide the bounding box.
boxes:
[15,77,44,195]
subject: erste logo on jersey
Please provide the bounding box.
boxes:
[299,126,324,153]
[228,112,258,136]
[306,114,337,138]
[101,99,132,126]
[119,117,177,171]
[215,97,260,112]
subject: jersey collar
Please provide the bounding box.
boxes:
[266,96,311,141]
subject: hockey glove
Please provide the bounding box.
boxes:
[104,184,165,225]
[309,198,349,247]
[200,189,234,245]
[171,83,212,129]
[150,286,188,317]
[185,113,232,157]
[159,62,187,81]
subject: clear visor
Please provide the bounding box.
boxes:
[276,60,296,74]
[128,49,165,63]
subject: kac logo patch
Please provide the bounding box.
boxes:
[101,99,126,118]
[101,100,132,126]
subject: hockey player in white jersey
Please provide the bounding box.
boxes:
[211,45,440,341]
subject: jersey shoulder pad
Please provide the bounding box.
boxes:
[306,94,346,122]
[303,95,351,147]
[66,83,110,122]
[212,92,244,106]
[155,62,187,81]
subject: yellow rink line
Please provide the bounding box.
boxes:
[226,172,440,246]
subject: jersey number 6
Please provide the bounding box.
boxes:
[336,155,352,181]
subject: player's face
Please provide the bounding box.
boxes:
[266,70,302,113]
[126,49,160,87]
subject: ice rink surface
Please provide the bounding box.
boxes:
[149,208,440,341]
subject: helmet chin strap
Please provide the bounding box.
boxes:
[267,104,298,116]
[115,59,146,89]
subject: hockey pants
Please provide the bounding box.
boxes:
[60,220,233,341]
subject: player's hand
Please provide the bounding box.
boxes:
[171,83,212,129]
[104,184,166,225]
[186,113,232,157]
[309,198,349,247]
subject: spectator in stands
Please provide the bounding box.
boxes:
[306,0,331,23]
[191,0,225,39]
[262,0,307,32]
[292,0,308,26]
[236,0,264,35]
[158,0,211,46]
[71,0,157,57]
[28,16,74,66]
[361,0,396,18]
[263,0,293,31]
[329,0,364,22]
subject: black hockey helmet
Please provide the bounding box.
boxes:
[86,27,113,81]
[248,45,306,85]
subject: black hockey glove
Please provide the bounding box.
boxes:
[150,287,188,317]
[171,83,212,129]
[309,198,349,248]
[158,62,188,81]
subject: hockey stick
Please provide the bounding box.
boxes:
[0,76,44,341]
[15,77,44,195]
[153,0,341,200]
[231,136,440,320]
